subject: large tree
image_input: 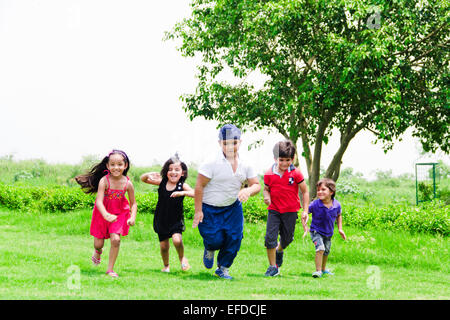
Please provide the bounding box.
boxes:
[167,0,449,197]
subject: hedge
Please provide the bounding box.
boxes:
[0,184,448,235]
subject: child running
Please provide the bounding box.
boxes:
[193,124,261,279]
[263,140,309,276]
[305,178,346,278]
[141,155,194,272]
[75,149,137,278]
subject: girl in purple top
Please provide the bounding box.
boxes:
[305,178,346,278]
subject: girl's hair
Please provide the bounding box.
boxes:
[316,178,336,199]
[160,155,188,184]
[75,149,130,194]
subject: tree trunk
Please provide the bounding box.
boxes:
[308,113,331,199]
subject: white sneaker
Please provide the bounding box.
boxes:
[312,271,322,278]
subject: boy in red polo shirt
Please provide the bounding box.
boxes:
[263,140,310,276]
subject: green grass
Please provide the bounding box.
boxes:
[0,208,448,300]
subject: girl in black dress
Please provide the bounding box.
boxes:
[141,156,194,272]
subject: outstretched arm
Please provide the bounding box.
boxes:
[171,183,195,198]
[140,172,162,186]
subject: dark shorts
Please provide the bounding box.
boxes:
[310,230,332,256]
[157,228,184,242]
[265,210,298,249]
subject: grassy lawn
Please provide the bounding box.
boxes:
[0,208,448,300]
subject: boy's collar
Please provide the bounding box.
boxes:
[272,163,295,176]
[219,151,240,161]
[318,198,338,208]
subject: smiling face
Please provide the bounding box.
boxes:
[106,153,128,177]
[167,162,183,184]
[219,139,241,159]
[316,183,334,202]
[275,157,293,173]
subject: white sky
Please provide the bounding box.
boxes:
[0,0,447,180]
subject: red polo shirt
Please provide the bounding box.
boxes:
[264,164,305,213]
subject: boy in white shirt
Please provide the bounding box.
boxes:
[193,124,261,279]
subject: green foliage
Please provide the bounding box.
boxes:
[0,184,95,212]
[337,180,360,195]
[343,200,449,236]
[1,182,448,236]
[418,182,435,202]
[167,0,449,198]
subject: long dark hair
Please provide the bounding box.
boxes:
[75,149,130,194]
[160,155,188,184]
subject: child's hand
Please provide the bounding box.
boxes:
[192,211,203,228]
[127,218,135,226]
[171,191,185,198]
[301,211,308,226]
[339,229,347,240]
[238,188,251,203]
[104,213,117,223]
[148,172,161,181]
[263,196,271,206]
[302,229,309,239]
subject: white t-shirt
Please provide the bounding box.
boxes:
[198,152,257,207]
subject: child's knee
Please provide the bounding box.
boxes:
[160,240,170,251]
[110,235,121,247]
[172,235,183,248]
[94,238,104,249]
[264,235,278,249]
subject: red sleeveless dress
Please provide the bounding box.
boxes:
[90,174,131,239]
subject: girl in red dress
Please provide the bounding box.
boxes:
[76,150,137,278]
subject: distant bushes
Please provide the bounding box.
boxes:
[0,184,96,212]
[0,183,448,236]
[343,200,449,236]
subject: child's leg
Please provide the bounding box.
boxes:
[172,233,185,262]
[107,233,121,271]
[93,237,104,259]
[172,233,190,270]
[321,237,332,271]
[278,212,298,251]
[315,250,324,272]
[321,255,328,271]
[160,239,170,268]
[265,210,281,266]
[311,231,327,272]
[266,248,277,266]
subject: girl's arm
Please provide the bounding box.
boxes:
[337,214,346,240]
[96,178,117,223]
[140,172,162,185]
[171,183,195,198]
[126,181,137,226]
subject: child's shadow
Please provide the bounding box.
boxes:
[81,269,109,277]
[146,268,217,281]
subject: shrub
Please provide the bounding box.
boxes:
[0,184,448,235]
[343,200,449,236]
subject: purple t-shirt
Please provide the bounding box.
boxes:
[309,199,341,237]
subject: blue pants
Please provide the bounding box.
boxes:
[198,200,243,268]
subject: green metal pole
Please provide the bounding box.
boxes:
[415,164,418,205]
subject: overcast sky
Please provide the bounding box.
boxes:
[0,0,447,179]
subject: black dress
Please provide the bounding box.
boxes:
[153,179,186,241]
